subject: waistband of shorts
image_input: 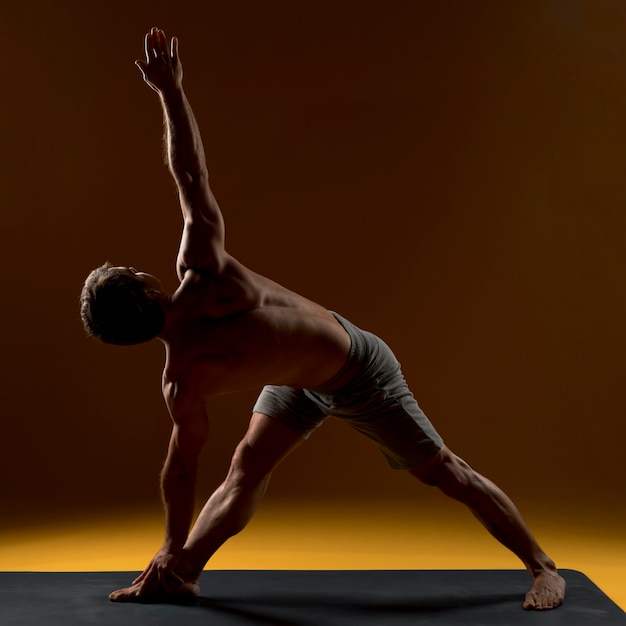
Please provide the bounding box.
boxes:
[309,312,366,395]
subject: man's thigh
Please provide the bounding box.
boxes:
[252,385,330,439]
[236,412,308,476]
[341,395,444,470]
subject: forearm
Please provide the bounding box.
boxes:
[160,454,198,550]
[159,87,208,188]
[136,30,208,191]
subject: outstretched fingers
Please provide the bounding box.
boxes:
[140,27,169,63]
[135,32,153,73]
[151,27,170,59]
[135,27,182,92]
[144,31,154,61]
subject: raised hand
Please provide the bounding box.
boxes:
[136,27,183,94]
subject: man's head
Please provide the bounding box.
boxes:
[80,262,166,345]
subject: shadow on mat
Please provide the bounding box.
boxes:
[192,590,522,624]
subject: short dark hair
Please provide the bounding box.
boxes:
[80,262,165,345]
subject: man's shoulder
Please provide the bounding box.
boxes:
[175,254,249,285]
[171,256,270,317]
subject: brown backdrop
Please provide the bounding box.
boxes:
[1,1,625,527]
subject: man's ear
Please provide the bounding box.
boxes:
[146,289,162,300]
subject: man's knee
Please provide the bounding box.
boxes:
[226,440,272,491]
[409,446,476,498]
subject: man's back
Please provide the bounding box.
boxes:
[162,255,351,397]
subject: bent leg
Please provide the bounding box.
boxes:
[176,412,305,584]
[409,446,565,610]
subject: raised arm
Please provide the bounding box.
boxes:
[136,27,225,277]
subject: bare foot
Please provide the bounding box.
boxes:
[523,569,566,610]
[109,580,199,604]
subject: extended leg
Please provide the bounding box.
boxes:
[409,446,566,610]
[176,412,305,585]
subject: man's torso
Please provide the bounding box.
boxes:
[162,255,352,398]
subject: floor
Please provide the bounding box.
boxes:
[1,497,624,611]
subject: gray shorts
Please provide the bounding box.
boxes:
[252,313,443,469]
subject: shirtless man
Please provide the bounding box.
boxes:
[80,28,565,610]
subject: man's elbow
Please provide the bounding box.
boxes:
[174,164,208,189]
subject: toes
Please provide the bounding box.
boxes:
[523,591,562,611]
[523,593,537,610]
[524,571,565,611]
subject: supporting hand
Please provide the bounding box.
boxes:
[136,27,182,95]
[109,545,190,602]
[132,545,185,596]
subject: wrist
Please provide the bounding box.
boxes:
[159,83,184,103]
[163,538,185,553]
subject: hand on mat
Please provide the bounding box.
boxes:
[109,546,197,603]
[134,546,185,594]
[135,27,182,94]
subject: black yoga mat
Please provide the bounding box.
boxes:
[0,569,623,625]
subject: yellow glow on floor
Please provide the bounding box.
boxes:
[1,499,624,610]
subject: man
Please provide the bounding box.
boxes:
[80,28,565,610]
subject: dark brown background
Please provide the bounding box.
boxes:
[1,1,625,527]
